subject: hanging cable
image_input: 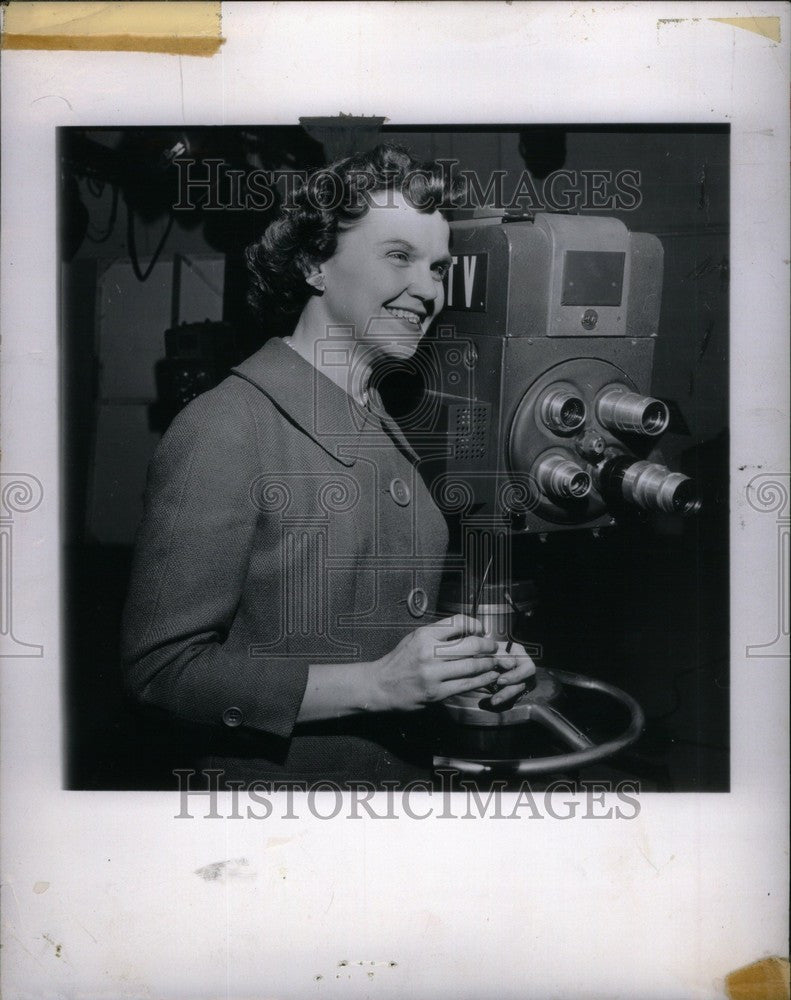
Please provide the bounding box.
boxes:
[126,199,174,282]
[87,183,119,244]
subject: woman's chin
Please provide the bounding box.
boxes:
[376,337,424,362]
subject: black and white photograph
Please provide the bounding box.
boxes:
[61,123,730,794]
[1,4,788,999]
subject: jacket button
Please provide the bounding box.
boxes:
[389,477,411,506]
[407,587,428,618]
[222,707,244,727]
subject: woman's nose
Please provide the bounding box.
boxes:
[408,265,442,304]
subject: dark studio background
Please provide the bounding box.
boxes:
[60,123,729,791]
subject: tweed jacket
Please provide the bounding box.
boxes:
[121,335,451,784]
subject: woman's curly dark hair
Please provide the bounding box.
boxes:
[245,143,462,319]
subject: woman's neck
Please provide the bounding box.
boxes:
[286,305,372,408]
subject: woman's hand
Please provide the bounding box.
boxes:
[487,641,536,708]
[298,620,538,723]
[370,615,525,713]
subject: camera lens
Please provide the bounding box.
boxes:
[597,387,669,437]
[599,457,701,516]
[541,389,587,433]
[533,453,592,501]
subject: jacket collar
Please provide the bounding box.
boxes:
[230,336,420,467]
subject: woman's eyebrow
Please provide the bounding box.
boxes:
[378,238,453,265]
[378,238,416,251]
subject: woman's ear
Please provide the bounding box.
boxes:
[305,268,326,292]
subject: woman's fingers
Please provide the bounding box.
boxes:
[493,659,536,684]
[440,671,502,699]
[493,642,536,682]
[435,634,499,660]
[434,656,500,682]
[423,634,536,705]
[489,682,527,706]
[429,615,485,641]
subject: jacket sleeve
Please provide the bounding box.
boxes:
[120,386,309,739]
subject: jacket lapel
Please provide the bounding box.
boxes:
[232,336,422,468]
[230,337,367,467]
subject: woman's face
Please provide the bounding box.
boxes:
[314,190,452,357]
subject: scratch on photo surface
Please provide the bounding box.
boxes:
[1,880,22,927]
[5,930,47,971]
[635,842,660,874]
[30,94,73,111]
[632,826,674,876]
[71,914,98,943]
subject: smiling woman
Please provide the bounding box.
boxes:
[280,189,454,400]
[120,144,535,787]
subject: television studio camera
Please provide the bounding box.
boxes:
[393,211,702,779]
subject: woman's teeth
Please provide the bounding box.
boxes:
[386,307,422,325]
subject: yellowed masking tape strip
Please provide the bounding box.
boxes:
[710,16,781,42]
[725,956,790,1000]
[2,1,223,56]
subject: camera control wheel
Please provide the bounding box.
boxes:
[435,667,645,777]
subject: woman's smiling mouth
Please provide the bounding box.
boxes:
[384,306,425,325]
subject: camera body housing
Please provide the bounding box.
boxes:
[411,212,680,534]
